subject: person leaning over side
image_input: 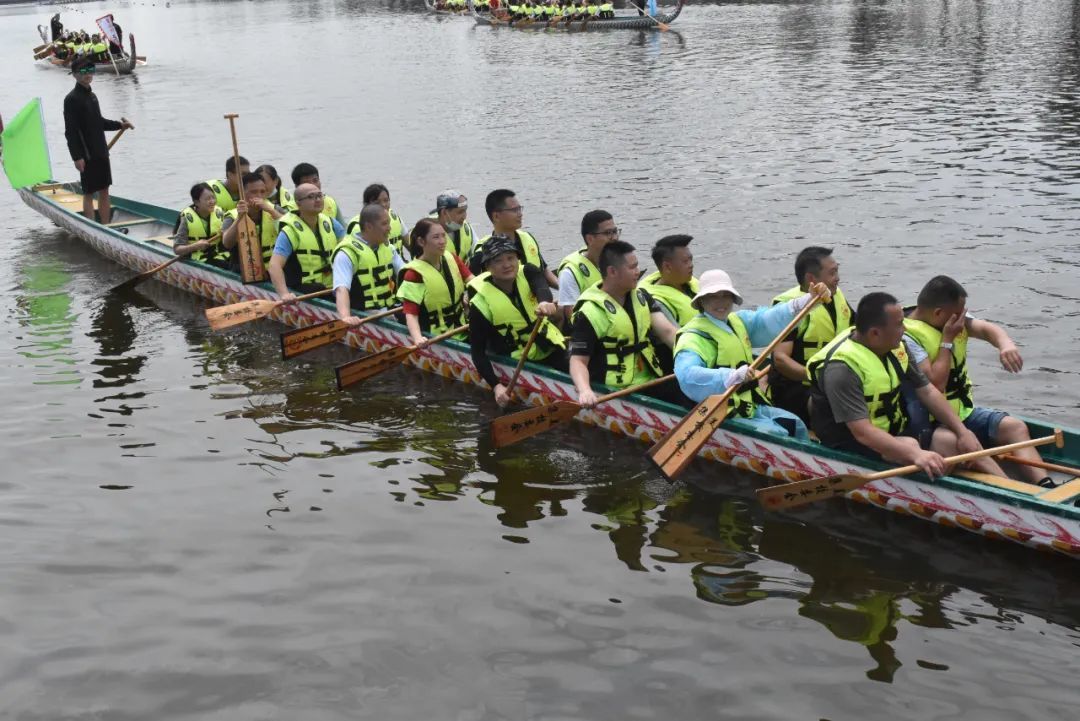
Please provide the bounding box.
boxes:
[638,234,700,327]
[467,234,567,407]
[221,171,284,267]
[331,203,405,324]
[268,183,345,299]
[471,189,558,289]
[173,182,228,267]
[769,246,854,424]
[902,275,1056,487]
[397,218,474,346]
[557,209,618,318]
[807,292,986,479]
[674,269,827,439]
[569,240,689,409]
[63,56,134,224]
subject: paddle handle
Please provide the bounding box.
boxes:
[504,318,543,395]
[351,306,399,326]
[597,373,676,404]
[748,291,825,374]
[1001,452,1078,477]
[861,431,1063,483]
[412,324,469,350]
[224,114,246,200]
[107,127,126,150]
[279,288,334,307]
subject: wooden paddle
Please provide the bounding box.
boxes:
[1001,453,1080,477]
[34,46,54,60]
[647,290,827,481]
[107,127,126,150]
[502,318,544,402]
[490,373,675,449]
[279,307,398,360]
[335,324,469,390]
[756,430,1065,511]
[109,233,221,293]
[627,1,669,30]
[224,113,265,285]
[205,288,333,331]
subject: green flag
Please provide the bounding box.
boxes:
[2,98,52,189]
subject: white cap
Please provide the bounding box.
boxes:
[690,269,744,310]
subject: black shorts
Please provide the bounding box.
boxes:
[80,155,112,194]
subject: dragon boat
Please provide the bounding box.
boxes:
[425,0,478,15]
[470,0,684,30]
[35,34,144,75]
[17,181,1080,559]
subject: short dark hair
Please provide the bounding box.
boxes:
[225,156,249,174]
[409,218,440,258]
[599,240,636,278]
[362,183,389,205]
[291,162,319,186]
[794,246,833,285]
[485,189,516,221]
[651,234,692,270]
[241,171,264,188]
[358,203,385,232]
[917,275,967,309]
[580,209,613,239]
[189,182,213,204]
[855,292,899,334]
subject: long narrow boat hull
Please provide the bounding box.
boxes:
[39,34,142,74]
[18,182,1080,559]
[470,0,684,30]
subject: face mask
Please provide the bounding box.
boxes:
[446,221,462,231]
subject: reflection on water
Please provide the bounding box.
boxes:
[14,258,80,386]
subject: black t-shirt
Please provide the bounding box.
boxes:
[468,265,553,387]
[569,289,660,381]
[63,83,122,162]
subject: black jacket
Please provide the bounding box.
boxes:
[63,83,121,162]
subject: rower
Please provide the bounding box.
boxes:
[205,156,248,213]
[769,246,854,424]
[90,34,107,61]
[468,234,567,407]
[397,218,473,345]
[256,164,294,211]
[289,163,344,224]
[173,182,227,267]
[429,190,475,261]
[902,276,1054,486]
[331,203,405,322]
[570,240,688,408]
[471,189,558,289]
[222,171,284,267]
[352,183,409,258]
[675,269,828,438]
[267,182,345,300]
[638,234,700,327]
[807,292,987,479]
[557,210,618,317]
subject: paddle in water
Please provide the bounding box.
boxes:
[626,1,669,30]
[279,306,398,360]
[205,288,333,331]
[109,233,221,293]
[647,289,828,481]
[490,374,675,449]
[335,324,469,390]
[756,430,1065,511]
[224,113,265,285]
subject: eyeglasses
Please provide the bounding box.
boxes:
[592,227,620,237]
[496,205,524,214]
[299,192,325,201]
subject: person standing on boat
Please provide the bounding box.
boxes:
[398,219,473,346]
[63,57,134,225]
[557,210,618,318]
[901,276,1055,487]
[570,240,689,408]
[331,203,404,321]
[205,156,248,213]
[221,172,284,267]
[467,235,567,407]
[173,182,228,267]
[429,191,475,261]
[807,292,984,479]
[288,163,344,225]
[50,14,63,41]
[471,189,558,289]
[268,183,345,300]
[769,247,854,424]
[638,235,700,327]
[674,270,828,439]
[256,164,294,211]
[352,184,409,258]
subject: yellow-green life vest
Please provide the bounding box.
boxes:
[572,285,663,388]
[227,208,279,264]
[205,179,238,213]
[332,236,397,311]
[278,212,337,289]
[269,186,294,211]
[674,313,757,418]
[638,270,699,327]
[557,248,601,299]
[397,251,466,334]
[807,332,910,435]
[902,317,973,421]
[180,206,227,265]
[771,285,853,384]
[91,42,107,55]
[347,209,407,257]
[467,270,566,361]
[474,230,543,270]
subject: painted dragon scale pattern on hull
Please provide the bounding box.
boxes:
[469,0,684,30]
[18,184,1080,559]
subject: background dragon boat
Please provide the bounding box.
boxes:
[17,181,1080,559]
[35,34,144,75]
[425,0,478,15]
[469,0,684,30]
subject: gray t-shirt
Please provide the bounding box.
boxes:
[819,357,928,424]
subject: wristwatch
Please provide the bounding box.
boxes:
[940,342,954,351]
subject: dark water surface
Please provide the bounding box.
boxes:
[2,0,1080,718]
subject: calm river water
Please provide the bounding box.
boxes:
[2,0,1079,719]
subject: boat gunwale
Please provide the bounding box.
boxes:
[467,0,685,29]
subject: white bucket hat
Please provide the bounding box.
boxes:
[690,269,744,310]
